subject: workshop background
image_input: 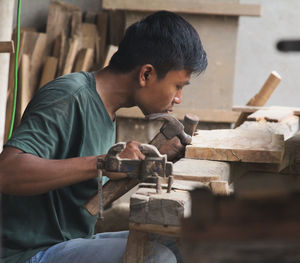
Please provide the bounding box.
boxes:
[1,1,300,261]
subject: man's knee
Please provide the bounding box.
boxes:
[145,242,177,263]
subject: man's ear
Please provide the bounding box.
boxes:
[139,64,155,88]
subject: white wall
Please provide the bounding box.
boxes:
[235,0,300,107]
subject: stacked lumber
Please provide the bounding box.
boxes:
[4,1,125,141]
[184,108,300,194]
[181,180,300,262]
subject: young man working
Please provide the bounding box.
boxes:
[0,11,207,263]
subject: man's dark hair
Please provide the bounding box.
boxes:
[108,11,207,79]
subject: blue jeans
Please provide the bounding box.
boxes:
[26,231,177,263]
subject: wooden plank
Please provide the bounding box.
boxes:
[46,1,81,56]
[247,109,294,122]
[39,56,58,88]
[74,48,93,72]
[116,107,240,123]
[129,187,190,226]
[173,158,230,182]
[103,45,118,68]
[186,122,285,163]
[62,37,79,75]
[0,41,14,53]
[97,11,108,66]
[30,33,47,92]
[102,0,261,17]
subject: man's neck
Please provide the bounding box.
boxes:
[94,68,138,120]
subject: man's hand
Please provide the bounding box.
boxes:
[103,141,145,180]
[158,136,185,161]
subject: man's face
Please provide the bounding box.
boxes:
[136,69,191,115]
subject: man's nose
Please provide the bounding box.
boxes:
[173,90,182,104]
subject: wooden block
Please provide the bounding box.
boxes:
[102,0,261,17]
[103,45,118,68]
[129,187,190,226]
[186,123,285,164]
[247,109,294,122]
[0,41,14,53]
[39,56,58,88]
[62,37,79,75]
[173,158,230,182]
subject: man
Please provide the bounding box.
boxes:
[0,11,207,263]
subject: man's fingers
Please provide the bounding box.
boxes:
[118,141,145,160]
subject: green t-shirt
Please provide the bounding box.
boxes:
[2,72,116,263]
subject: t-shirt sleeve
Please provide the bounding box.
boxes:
[5,87,83,159]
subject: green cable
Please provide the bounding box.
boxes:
[8,0,22,139]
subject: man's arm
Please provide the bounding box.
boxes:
[0,141,144,196]
[0,146,99,196]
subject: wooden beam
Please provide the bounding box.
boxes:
[116,107,240,123]
[0,41,14,53]
[102,0,261,17]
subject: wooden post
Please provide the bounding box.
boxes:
[234,71,282,128]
